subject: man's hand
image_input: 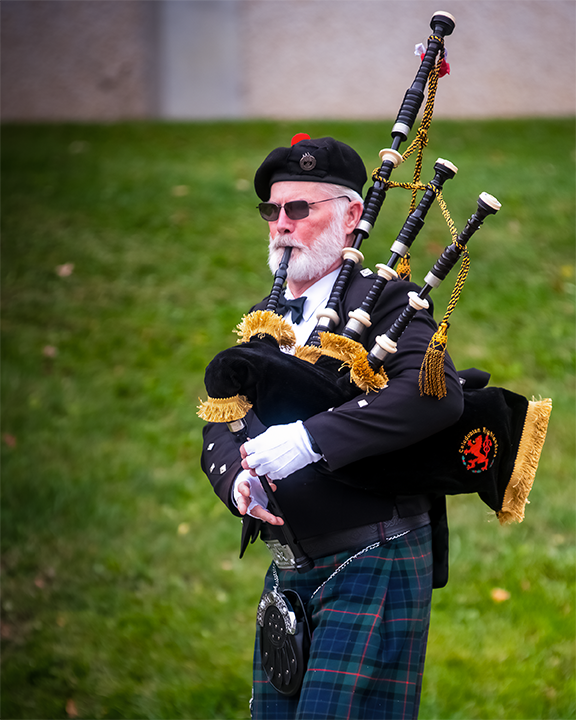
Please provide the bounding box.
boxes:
[240,420,322,481]
[234,473,284,525]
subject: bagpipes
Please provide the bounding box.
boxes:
[198,10,552,569]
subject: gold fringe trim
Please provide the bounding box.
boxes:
[320,332,388,392]
[497,397,552,525]
[294,344,323,364]
[419,322,449,398]
[236,310,296,349]
[320,333,365,365]
[197,394,252,423]
[350,354,388,392]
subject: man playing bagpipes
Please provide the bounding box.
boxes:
[199,12,551,716]
[200,135,466,719]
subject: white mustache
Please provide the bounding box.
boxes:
[269,234,306,252]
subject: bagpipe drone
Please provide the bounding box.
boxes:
[198,10,552,571]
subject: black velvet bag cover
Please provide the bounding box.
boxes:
[203,335,356,427]
[203,333,550,523]
[321,386,551,524]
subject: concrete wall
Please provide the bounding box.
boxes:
[239,0,576,119]
[1,0,159,120]
[158,0,242,118]
[2,0,574,121]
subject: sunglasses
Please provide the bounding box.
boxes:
[257,195,350,222]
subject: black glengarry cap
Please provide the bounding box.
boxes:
[254,134,367,201]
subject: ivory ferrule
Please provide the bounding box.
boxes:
[479,192,502,212]
[424,271,442,288]
[373,334,398,360]
[348,309,372,329]
[407,291,430,311]
[433,10,456,26]
[391,123,411,141]
[436,157,459,175]
[316,308,340,326]
[390,240,410,257]
[376,263,399,281]
[341,247,364,264]
[355,219,373,235]
[378,148,404,168]
[345,318,368,337]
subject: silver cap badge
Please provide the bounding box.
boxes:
[299,152,316,171]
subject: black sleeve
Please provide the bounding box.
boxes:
[200,410,267,514]
[304,279,464,472]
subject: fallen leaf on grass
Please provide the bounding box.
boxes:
[43,345,58,358]
[490,587,511,603]
[2,434,17,448]
[426,242,445,256]
[1,623,13,639]
[68,141,89,154]
[66,698,78,718]
[170,211,188,225]
[56,263,74,277]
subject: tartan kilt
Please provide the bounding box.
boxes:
[251,524,433,720]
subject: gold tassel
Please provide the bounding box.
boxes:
[397,253,411,281]
[197,394,252,423]
[418,248,470,399]
[294,344,323,364]
[236,310,296,349]
[419,321,449,398]
[498,397,552,524]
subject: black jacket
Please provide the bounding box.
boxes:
[201,265,464,586]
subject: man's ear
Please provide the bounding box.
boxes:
[344,200,364,233]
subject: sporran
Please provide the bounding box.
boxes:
[257,582,311,697]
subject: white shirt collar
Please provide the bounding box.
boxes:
[283,267,341,346]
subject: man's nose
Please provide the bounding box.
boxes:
[274,206,297,233]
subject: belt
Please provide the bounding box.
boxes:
[261,510,430,570]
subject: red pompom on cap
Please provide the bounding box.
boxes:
[291,133,311,146]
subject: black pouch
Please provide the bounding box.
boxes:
[257,586,311,696]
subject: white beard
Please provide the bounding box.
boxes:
[268,219,348,284]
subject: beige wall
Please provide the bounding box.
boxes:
[2,0,574,121]
[1,0,158,121]
[241,0,576,119]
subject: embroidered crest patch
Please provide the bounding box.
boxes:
[459,428,498,473]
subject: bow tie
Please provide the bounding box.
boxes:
[276,295,307,324]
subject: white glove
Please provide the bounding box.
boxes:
[233,469,269,518]
[241,420,323,481]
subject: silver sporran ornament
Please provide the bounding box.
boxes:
[257,585,311,696]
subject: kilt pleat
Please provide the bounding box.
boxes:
[251,523,433,720]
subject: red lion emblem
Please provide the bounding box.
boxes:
[460,429,497,473]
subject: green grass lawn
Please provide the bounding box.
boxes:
[2,118,574,720]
